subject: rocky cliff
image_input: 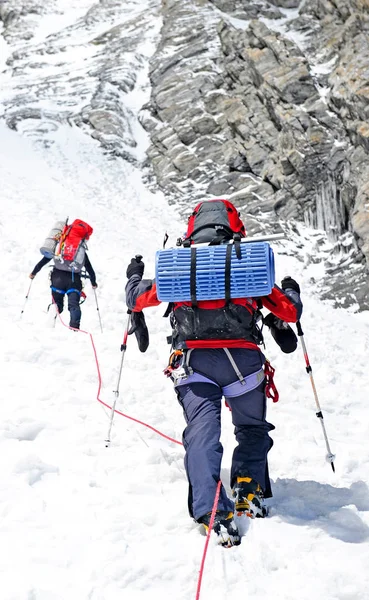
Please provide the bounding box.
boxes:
[1,0,368,308]
[141,0,369,309]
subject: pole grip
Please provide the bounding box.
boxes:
[296,320,303,336]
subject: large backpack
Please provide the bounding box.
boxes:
[160,200,269,348]
[53,219,93,273]
[181,199,246,246]
[156,197,274,303]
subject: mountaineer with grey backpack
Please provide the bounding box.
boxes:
[125,198,302,548]
[29,219,98,329]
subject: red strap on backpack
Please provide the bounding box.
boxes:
[264,359,279,403]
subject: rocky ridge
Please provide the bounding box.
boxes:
[141,0,369,309]
[0,0,368,309]
[0,0,160,161]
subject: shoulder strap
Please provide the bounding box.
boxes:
[163,303,173,318]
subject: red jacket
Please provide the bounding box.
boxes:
[125,275,302,351]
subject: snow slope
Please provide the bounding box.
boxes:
[1,3,369,600]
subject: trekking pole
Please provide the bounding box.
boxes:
[296,320,336,472]
[93,288,103,333]
[105,310,131,447]
[20,279,33,317]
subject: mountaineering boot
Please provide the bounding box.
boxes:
[69,322,80,330]
[232,476,268,518]
[198,510,241,547]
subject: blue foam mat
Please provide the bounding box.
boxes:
[156,242,275,302]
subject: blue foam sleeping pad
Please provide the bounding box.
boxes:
[155,242,275,302]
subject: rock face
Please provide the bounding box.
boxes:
[140,0,369,309]
[0,0,158,162]
[1,0,368,309]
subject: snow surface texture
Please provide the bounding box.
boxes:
[1,2,369,599]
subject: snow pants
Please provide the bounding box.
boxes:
[175,348,275,521]
[50,269,83,328]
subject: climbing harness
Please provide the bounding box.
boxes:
[164,347,279,401]
[47,287,86,313]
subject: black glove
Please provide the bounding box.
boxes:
[128,311,149,353]
[281,276,300,294]
[263,313,298,354]
[126,257,144,279]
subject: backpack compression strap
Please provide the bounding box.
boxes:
[190,247,197,307]
[189,242,243,307]
[225,244,232,305]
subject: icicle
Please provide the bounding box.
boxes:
[315,173,345,243]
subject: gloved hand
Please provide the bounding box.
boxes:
[91,282,98,289]
[126,256,144,279]
[263,313,298,354]
[281,276,300,294]
[29,273,35,279]
[128,311,149,353]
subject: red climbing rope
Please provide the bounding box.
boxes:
[54,306,221,599]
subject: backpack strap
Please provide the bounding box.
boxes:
[225,243,232,305]
[190,247,197,307]
[233,234,242,259]
[163,303,173,318]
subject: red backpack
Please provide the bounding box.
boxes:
[54,219,93,273]
[181,199,246,246]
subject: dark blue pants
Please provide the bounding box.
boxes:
[175,348,275,521]
[51,269,82,328]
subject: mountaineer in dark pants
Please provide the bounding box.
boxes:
[29,254,97,329]
[124,199,302,547]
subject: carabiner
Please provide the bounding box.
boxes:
[164,350,184,377]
